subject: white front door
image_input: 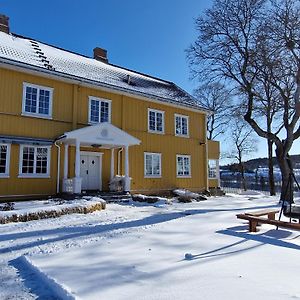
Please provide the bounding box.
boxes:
[80,152,102,190]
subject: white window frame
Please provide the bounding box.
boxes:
[174,114,189,137]
[208,159,219,179]
[0,143,11,178]
[144,152,162,178]
[148,108,165,134]
[176,154,191,178]
[88,96,112,124]
[22,82,53,119]
[19,145,51,178]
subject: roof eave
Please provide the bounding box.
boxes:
[0,57,212,114]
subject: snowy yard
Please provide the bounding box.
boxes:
[0,193,299,300]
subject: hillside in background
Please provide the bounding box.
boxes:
[222,154,300,171]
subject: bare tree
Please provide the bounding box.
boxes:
[194,83,233,140]
[187,0,300,201]
[229,119,258,191]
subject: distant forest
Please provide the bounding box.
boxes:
[222,155,300,172]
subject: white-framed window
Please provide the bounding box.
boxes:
[88,96,111,124]
[175,114,189,137]
[148,108,164,134]
[176,155,191,177]
[0,144,10,177]
[144,152,162,177]
[19,145,51,177]
[208,159,219,179]
[22,83,53,118]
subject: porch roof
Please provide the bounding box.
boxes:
[57,123,141,148]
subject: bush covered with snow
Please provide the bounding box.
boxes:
[0,202,15,211]
[173,189,207,202]
[109,175,126,192]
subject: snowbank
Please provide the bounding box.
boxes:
[0,197,106,224]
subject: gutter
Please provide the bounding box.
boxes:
[0,135,53,145]
[54,140,61,194]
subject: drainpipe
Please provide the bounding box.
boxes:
[204,114,209,192]
[117,148,123,175]
[54,141,61,194]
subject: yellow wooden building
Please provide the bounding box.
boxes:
[0,15,220,199]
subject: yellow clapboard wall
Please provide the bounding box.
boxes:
[0,67,218,197]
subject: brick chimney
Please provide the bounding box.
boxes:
[0,14,9,34]
[93,47,108,63]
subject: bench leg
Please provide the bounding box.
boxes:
[249,220,258,232]
[268,213,276,220]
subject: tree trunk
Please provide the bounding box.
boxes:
[239,161,247,191]
[267,140,276,196]
[275,147,293,203]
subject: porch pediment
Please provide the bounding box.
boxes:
[57,123,141,148]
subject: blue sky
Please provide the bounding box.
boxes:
[0,0,299,162]
[0,0,211,92]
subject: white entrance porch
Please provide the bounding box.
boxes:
[56,123,140,193]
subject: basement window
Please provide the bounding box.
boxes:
[0,144,10,177]
[22,83,53,118]
[19,145,51,178]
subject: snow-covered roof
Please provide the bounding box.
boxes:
[0,31,209,112]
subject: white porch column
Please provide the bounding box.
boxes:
[124,146,130,192]
[73,139,82,193]
[110,148,115,182]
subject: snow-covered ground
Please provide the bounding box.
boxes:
[0,193,299,299]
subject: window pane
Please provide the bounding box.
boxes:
[36,148,48,174]
[209,160,217,178]
[145,154,152,175]
[177,156,190,176]
[90,99,100,122]
[0,145,7,174]
[183,157,190,175]
[175,117,181,135]
[149,111,156,131]
[25,87,37,113]
[153,155,161,175]
[177,157,184,175]
[100,101,109,122]
[176,116,188,135]
[156,112,163,132]
[22,147,34,174]
[38,89,50,115]
[182,118,188,135]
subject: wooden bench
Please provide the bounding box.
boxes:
[245,208,279,220]
[237,213,300,232]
